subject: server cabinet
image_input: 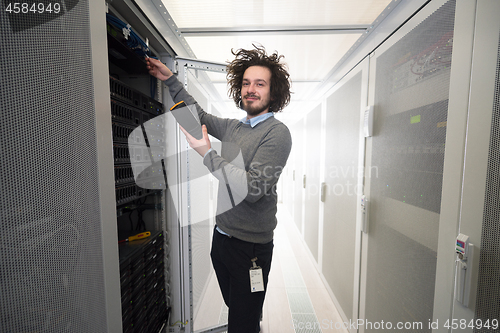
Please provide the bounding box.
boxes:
[360,0,456,331]
[106,1,173,331]
[0,1,121,332]
[321,58,368,326]
[440,0,500,329]
[1,0,174,331]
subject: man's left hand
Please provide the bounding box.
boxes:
[179,124,211,157]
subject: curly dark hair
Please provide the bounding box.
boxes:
[226,44,291,113]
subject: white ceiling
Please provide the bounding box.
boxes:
[163,0,392,27]
[159,0,394,122]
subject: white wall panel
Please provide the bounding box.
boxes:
[303,106,322,262]
[292,122,305,233]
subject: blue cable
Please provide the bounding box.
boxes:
[106,13,157,59]
[106,13,159,98]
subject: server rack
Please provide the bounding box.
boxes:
[1,1,123,332]
[106,6,171,332]
[119,231,168,333]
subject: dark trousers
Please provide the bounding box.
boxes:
[210,227,274,333]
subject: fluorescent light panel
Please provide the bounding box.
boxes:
[162,0,393,28]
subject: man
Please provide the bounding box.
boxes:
[146,45,292,333]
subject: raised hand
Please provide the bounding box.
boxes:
[179,124,211,157]
[145,57,173,81]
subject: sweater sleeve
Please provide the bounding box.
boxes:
[203,124,292,203]
[164,75,232,141]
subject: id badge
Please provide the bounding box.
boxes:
[249,268,265,292]
[250,257,264,292]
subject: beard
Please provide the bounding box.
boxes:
[241,95,271,116]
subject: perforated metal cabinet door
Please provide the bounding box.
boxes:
[322,69,363,322]
[446,0,500,328]
[360,0,456,331]
[0,1,118,332]
[473,27,500,330]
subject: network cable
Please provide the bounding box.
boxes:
[106,13,155,60]
[106,13,159,99]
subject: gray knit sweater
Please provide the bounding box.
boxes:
[164,75,292,243]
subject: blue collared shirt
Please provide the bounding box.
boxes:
[239,112,274,127]
[216,226,231,237]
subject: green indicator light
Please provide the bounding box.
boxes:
[411,115,421,124]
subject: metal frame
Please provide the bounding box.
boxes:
[448,0,500,328]
[107,0,176,58]
[160,54,185,333]
[175,58,228,333]
[91,0,123,331]
[431,0,477,329]
[134,0,197,58]
[176,57,227,91]
[355,58,370,333]
[179,25,369,36]
[358,51,377,333]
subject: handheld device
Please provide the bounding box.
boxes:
[170,101,203,140]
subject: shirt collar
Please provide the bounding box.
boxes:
[240,112,274,128]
